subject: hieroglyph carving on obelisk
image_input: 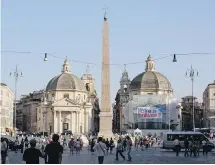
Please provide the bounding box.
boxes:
[99,7,113,138]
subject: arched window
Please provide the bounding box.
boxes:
[86,83,90,91]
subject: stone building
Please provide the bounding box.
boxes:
[113,66,131,133]
[113,55,182,135]
[181,96,204,130]
[16,90,44,132]
[203,80,215,128]
[36,57,100,135]
[0,83,14,134]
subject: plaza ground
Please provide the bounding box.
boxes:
[7,147,215,164]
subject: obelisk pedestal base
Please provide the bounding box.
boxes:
[98,111,113,139]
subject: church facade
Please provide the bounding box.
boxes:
[36,57,100,135]
[113,55,182,135]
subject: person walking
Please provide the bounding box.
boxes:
[189,140,193,157]
[20,138,24,153]
[1,138,8,164]
[93,137,107,164]
[75,139,81,155]
[184,137,189,157]
[23,139,44,164]
[90,139,95,155]
[210,132,214,140]
[44,134,63,164]
[68,138,75,155]
[105,138,110,154]
[115,139,125,161]
[202,139,208,155]
[63,137,67,147]
[173,136,181,156]
[109,138,114,154]
[126,136,132,161]
[24,137,29,149]
[14,137,19,153]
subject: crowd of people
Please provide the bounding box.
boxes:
[1,132,214,164]
[173,136,211,157]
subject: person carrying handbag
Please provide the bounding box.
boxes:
[93,137,107,164]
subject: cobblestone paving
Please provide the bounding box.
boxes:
[7,147,215,164]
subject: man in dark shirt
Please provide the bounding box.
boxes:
[184,137,189,157]
[23,139,44,164]
[44,134,63,164]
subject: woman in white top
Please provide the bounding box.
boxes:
[173,137,181,156]
[93,137,107,164]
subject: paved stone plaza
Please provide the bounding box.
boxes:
[7,147,215,164]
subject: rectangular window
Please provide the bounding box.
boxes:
[64,94,69,98]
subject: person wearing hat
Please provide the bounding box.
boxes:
[23,139,44,164]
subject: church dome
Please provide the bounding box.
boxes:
[130,55,172,92]
[46,57,85,91]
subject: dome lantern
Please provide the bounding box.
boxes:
[130,55,172,93]
[145,55,155,71]
[62,56,71,73]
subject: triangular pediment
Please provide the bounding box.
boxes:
[52,98,80,107]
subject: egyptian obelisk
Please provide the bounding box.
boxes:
[98,9,113,138]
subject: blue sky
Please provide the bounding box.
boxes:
[1,0,215,103]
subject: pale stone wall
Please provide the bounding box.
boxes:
[0,84,14,133]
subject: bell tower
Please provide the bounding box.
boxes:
[120,65,131,104]
[81,65,95,94]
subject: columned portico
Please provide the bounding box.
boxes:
[52,106,91,134]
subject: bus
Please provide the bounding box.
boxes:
[162,131,215,152]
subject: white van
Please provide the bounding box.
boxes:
[162,131,215,152]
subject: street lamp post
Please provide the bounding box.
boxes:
[10,65,23,137]
[186,65,199,132]
[41,90,48,137]
[168,93,171,132]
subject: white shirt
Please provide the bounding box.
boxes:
[173,139,180,146]
[75,141,81,148]
[202,140,206,146]
[93,142,107,156]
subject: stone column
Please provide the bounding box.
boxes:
[85,112,89,133]
[70,112,72,131]
[59,111,62,133]
[75,112,77,133]
[54,111,57,133]
[77,112,80,133]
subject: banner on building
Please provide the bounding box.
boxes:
[137,107,163,119]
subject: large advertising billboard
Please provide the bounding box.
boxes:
[137,106,163,119]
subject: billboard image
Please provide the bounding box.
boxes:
[137,106,163,119]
